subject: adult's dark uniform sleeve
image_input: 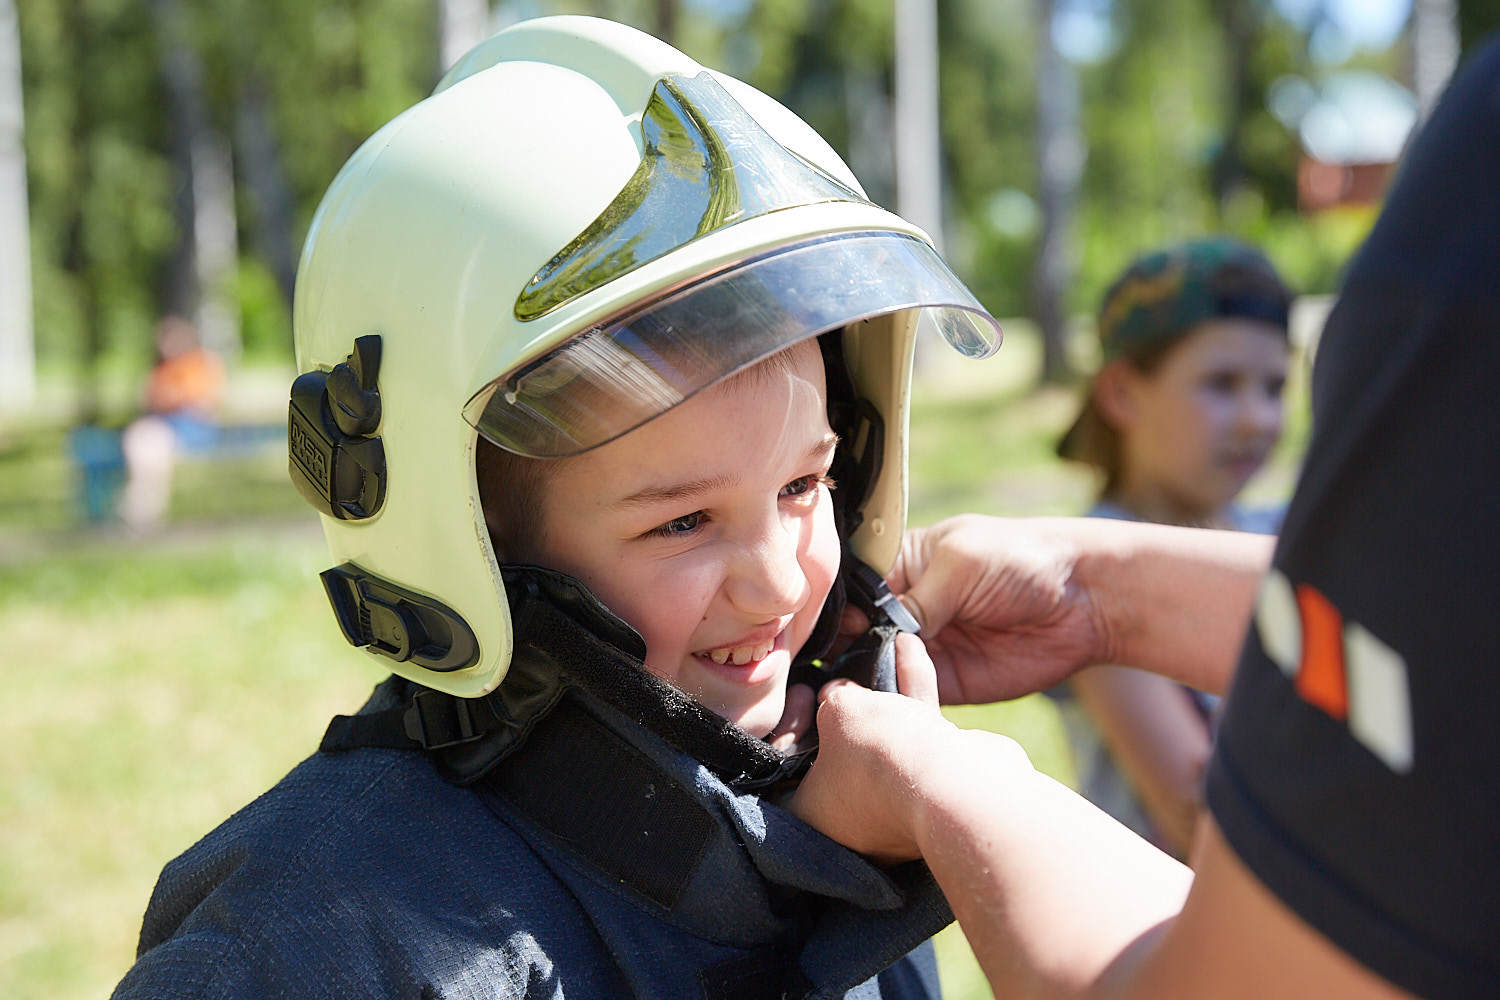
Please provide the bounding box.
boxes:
[1205,39,1500,1000]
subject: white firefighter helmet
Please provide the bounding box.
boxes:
[290,15,1000,698]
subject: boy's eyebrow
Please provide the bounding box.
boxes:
[614,432,840,510]
[614,474,737,510]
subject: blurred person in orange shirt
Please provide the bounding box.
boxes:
[119,315,225,530]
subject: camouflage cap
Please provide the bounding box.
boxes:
[1095,237,1291,361]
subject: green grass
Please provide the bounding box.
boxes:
[0,529,375,999]
[0,332,1312,999]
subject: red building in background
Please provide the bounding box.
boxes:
[1275,70,1417,214]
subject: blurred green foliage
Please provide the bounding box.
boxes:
[15,0,1496,413]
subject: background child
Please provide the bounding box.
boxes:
[1052,237,1292,858]
[113,16,1001,999]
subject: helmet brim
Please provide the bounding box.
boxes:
[464,231,1001,458]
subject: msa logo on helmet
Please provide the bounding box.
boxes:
[1254,570,1414,773]
[288,413,328,485]
[288,335,387,521]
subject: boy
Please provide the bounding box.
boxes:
[114,16,1000,999]
[1051,237,1292,857]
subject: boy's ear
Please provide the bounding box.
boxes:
[1091,360,1137,432]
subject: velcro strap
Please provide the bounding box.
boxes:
[480,697,714,912]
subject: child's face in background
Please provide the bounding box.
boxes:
[528,340,841,739]
[1114,318,1289,520]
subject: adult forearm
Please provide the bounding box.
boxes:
[911,729,1193,998]
[791,678,1195,998]
[1073,521,1272,695]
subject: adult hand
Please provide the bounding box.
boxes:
[785,633,1014,862]
[884,515,1110,704]
[768,597,941,751]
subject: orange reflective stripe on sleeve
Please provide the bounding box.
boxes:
[1294,584,1348,720]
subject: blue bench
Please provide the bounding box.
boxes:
[68,421,284,522]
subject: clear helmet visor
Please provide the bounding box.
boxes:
[464,231,1002,458]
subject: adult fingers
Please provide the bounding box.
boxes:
[888,525,962,639]
[838,604,871,641]
[768,683,817,751]
[897,564,959,639]
[894,633,939,706]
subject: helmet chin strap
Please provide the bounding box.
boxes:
[320,558,917,793]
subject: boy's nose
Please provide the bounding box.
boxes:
[1234,386,1283,439]
[726,516,809,619]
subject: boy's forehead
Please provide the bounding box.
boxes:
[550,341,833,493]
[723,337,827,390]
[1178,317,1293,359]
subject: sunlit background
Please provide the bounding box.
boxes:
[1,1,1495,996]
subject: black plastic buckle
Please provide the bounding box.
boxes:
[320,563,480,672]
[847,561,920,634]
[403,690,483,750]
[728,744,819,793]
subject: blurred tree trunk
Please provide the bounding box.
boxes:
[653,0,676,44]
[894,0,943,250]
[234,78,297,322]
[1211,0,1253,214]
[154,0,240,362]
[895,0,944,368]
[844,67,894,210]
[1409,0,1459,120]
[0,0,34,413]
[439,0,490,74]
[62,0,102,421]
[1032,0,1080,384]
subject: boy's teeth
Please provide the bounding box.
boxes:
[702,640,774,665]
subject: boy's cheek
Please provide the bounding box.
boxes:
[808,505,842,595]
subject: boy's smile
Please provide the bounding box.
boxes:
[527,339,841,739]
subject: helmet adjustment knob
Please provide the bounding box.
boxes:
[327,336,382,437]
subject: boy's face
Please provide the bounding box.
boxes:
[528,340,841,738]
[1115,317,1288,517]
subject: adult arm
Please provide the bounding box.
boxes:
[887,515,1272,702]
[791,674,1414,999]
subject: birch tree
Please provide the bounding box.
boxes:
[1033,0,1081,383]
[439,0,490,75]
[154,0,240,362]
[0,0,34,413]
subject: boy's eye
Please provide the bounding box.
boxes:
[780,474,834,499]
[1203,371,1239,394]
[647,511,704,538]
